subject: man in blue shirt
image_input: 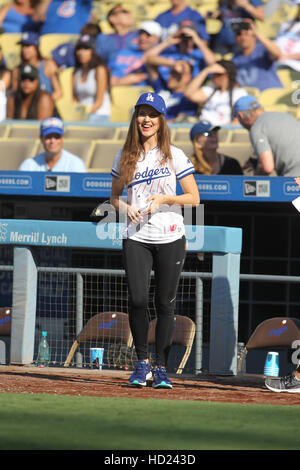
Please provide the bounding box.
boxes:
[155,0,209,42]
[19,117,86,172]
[38,0,93,36]
[109,20,163,87]
[232,19,282,91]
[96,4,138,65]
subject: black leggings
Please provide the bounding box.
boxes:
[123,236,186,366]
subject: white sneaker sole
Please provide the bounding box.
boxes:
[265,383,300,393]
[128,371,152,387]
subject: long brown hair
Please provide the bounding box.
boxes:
[190,146,213,174]
[119,108,172,186]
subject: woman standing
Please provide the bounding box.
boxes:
[190,121,243,175]
[73,34,110,123]
[110,92,199,388]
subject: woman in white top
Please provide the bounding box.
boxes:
[72,34,110,122]
[184,59,248,126]
[110,92,199,389]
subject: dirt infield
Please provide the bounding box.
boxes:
[0,365,300,405]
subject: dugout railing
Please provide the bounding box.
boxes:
[0,219,242,375]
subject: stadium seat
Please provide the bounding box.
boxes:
[0,307,11,336]
[55,98,88,121]
[0,33,21,69]
[259,88,295,108]
[36,139,94,165]
[231,130,251,143]
[64,311,133,367]
[39,34,78,59]
[110,85,154,122]
[0,139,39,170]
[218,143,254,167]
[237,317,300,373]
[87,140,123,171]
[242,87,260,99]
[7,124,40,139]
[147,315,196,374]
[0,124,8,138]
[64,125,117,140]
[58,67,73,102]
[277,68,295,89]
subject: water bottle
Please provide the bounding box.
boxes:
[37,331,50,367]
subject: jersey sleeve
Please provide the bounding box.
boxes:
[111,150,122,178]
[172,146,195,180]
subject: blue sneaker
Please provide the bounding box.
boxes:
[152,366,173,389]
[128,360,152,387]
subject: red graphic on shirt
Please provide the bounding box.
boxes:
[170,224,177,232]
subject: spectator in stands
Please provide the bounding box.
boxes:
[183,60,248,126]
[109,20,162,87]
[0,46,11,122]
[233,95,300,176]
[72,34,110,123]
[211,0,265,55]
[0,0,41,33]
[146,58,198,122]
[96,4,138,65]
[275,3,300,72]
[189,121,243,174]
[155,0,209,43]
[7,64,58,120]
[36,0,93,36]
[143,22,216,84]
[52,22,101,70]
[232,19,283,91]
[11,31,62,101]
[19,117,86,172]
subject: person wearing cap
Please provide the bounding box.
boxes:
[233,95,300,176]
[189,121,243,174]
[110,92,199,389]
[11,31,62,101]
[96,4,138,65]
[19,117,86,172]
[109,20,163,87]
[7,64,58,120]
[183,59,248,126]
[231,19,283,91]
[51,23,101,71]
[155,0,209,44]
[72,34,110,122]
[0,0,41,34]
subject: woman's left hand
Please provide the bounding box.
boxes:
[140,195,167,214]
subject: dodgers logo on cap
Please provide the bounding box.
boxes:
[135,92,166,115]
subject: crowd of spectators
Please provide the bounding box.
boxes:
[0,0,300,174]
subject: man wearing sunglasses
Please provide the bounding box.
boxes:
[19,117,86,172]
[231,19,282,91]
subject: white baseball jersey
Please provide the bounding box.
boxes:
[111,145,195,243]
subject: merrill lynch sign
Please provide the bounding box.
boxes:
[0,222,68,246]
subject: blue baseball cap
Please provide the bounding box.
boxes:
[135,92,166,115]
[17,31,39,47]
[40,117,64,137]
[233,95,261,117]
[190,121,220,141]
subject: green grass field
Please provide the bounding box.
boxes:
[0,393,299,450]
